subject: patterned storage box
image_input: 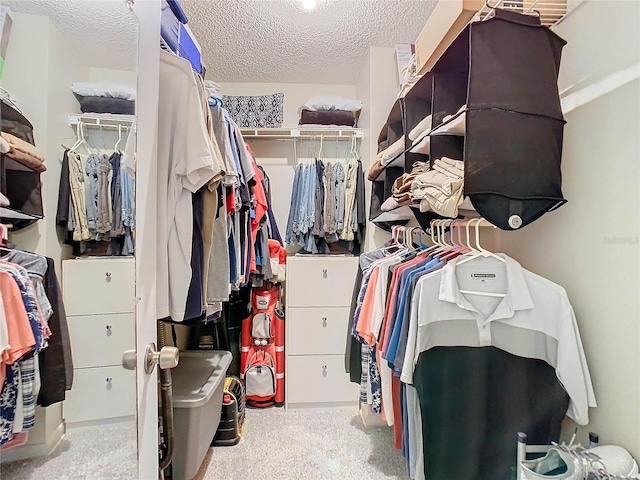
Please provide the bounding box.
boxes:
[222,93,284,128]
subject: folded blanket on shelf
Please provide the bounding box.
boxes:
[298,96,362,113]
[299,109,358,127]
[71,81,136,100]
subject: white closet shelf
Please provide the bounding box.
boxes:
[240,127,363,140]
[68,113,135,128]
[478,0,580,27]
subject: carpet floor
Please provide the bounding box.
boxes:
[194,406,408,480]
[1,407,407,480]
[0,420,137,480]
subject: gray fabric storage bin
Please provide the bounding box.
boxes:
[172,350,232,480]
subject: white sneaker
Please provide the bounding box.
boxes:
[584,445,639,477]
[520,447,581,479]
[521,444,640,480]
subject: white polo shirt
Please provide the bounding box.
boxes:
[401,254,596,425]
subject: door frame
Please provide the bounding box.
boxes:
[132,1,162,478]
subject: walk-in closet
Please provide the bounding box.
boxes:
[0,1,638,480]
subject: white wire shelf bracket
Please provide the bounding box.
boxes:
[68,113,136,129]
[240,127,364,140]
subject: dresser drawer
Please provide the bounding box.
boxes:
[286,355,359,404]
[287,307,350,355]
[68,313,135,368]
[64,366,136,423]
[63,258,135,315]
[286,257,358,307]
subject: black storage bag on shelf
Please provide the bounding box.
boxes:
[464,9,568,230]
[1,99,44,230]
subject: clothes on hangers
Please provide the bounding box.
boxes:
[347,228,596,480]
[286,155,365,254]
[0,250,71,449]
[58,144,135,255]
[153,51,284,324]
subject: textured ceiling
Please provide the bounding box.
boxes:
[183,0,437,84]
[3,0,437,84]
[3,0,137,71]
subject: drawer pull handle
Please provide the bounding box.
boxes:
[322,269,328,278]
[105,272,112,282]
[322,317,327,327]
[106,377,113,390]
[322,365,327,377]
[106,325,112,336]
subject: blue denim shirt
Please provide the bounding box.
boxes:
[84,154,100,232]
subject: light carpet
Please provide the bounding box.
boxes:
[0,420,137,480]
[194,407,408,480]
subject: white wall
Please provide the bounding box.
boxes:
[2,12,50,255]
[1,10,137,462]
[495,0,640,458]
[219,82,359,236]
[89,67,136,85]
[0,11,90,461]
[218,82,357,128]
[356,47,402,252]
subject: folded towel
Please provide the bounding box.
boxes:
[6,147,47,172]
[392,191,415,205]
[367,152,385,181]
[433,104,466,136]
[410,135,430,155]
[432,157,464,179]
[392,173,417,195]
[381,136,405,165]
[409,115,432,141]
[1,132,45,162]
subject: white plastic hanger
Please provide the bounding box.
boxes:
[69,122,85,152]
[457,218,504,266]
[456,218,506,298]
[114,125,123,153]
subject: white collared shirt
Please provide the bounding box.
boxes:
[401,254,596,425]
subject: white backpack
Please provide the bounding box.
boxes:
[244,349,276,400]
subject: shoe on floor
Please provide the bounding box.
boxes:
[584,445,639,476]
[520,448,579,479]
[521,444,639,480]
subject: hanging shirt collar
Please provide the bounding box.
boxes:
[439,254,535,315]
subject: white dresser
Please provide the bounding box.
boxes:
[62,257,136,424]
[285,255,360,407]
